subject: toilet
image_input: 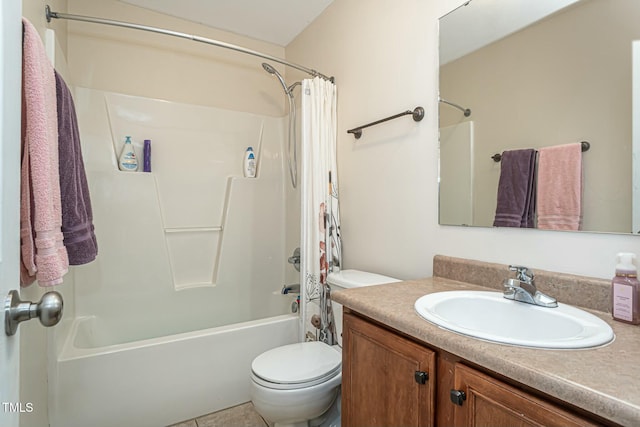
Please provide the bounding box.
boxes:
[250,269,400,427]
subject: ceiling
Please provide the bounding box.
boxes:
[439,0,579,65]
[119,0,334,46]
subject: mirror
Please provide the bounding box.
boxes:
[438,0,640,234]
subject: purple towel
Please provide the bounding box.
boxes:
[55,70,98,265]
[493,149,537,228]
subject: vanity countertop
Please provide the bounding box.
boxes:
[331,277,640,427]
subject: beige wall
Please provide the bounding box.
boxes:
[440,0,638,233]
[67,0,287,116]
[287,0,640,281]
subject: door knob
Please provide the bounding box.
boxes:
[4,290,63,336]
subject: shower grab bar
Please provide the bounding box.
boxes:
[439,98,471,117]
[491,141,591,162]
[347,106,425,139]
[44,5,333,82]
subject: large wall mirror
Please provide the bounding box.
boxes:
[439,0,640,235]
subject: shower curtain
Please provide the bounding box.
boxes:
[300,77,341,344]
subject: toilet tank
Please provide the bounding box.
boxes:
[327,269,400,347]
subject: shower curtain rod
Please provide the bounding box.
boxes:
[439,97,471,117]
[44,5,333,82]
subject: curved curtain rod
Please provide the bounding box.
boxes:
[439,97,471,117]
[44,5,333,82]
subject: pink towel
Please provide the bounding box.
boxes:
[536,143,582,230]
[20,19,69,286]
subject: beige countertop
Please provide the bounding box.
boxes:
[332,277,640,427]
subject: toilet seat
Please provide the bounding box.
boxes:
[251,341,341,390]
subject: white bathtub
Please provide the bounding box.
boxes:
[49,314,298,427]
[51,87,301,427]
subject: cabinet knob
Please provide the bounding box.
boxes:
[414,371,429,384]
[450,389,466,406]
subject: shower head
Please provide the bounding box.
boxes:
[262,62,278,75]
[262,62,288,93]
[262,62,293,96]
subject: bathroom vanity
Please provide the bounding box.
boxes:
[333,257,640,427]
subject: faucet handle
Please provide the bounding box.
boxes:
[281,284,301,294]
[509,265,534,283]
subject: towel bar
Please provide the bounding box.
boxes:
[347,106,424,139]
[491,141,590,162]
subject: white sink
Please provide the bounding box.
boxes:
[414,291,614,349]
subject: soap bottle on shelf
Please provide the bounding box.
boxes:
[118,136,138,172]
[244,146,256,178]
[143,139,152,172]
[611,252,640,325]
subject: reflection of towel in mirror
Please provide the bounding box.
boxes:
[493,149,537,228]
[537,143,582,230]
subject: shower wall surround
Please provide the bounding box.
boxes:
[71,87,295,344]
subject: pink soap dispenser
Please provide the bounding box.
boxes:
[611,252,640,325]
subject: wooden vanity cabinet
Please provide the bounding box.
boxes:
[451,363,600,427]
[342,311,436,427]
[342,310,610,427]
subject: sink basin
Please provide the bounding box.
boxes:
[414,291,614,349]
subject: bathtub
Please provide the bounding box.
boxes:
[49,313,299,427]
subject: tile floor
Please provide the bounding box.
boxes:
[169,402,269,427]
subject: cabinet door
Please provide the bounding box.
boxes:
[452,363,600,427]
[342,312,436,427]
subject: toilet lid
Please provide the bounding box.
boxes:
[252,341,341,386]
[327,269,400,289]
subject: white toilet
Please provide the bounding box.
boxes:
[250,269,400,427]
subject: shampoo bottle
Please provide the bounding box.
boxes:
[611,252,640,325]
[244,146,256,178]
[143,139,152,172]
[118,136,138,172]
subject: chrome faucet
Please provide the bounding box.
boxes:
[503,265,558,308]
[281,284,300,294]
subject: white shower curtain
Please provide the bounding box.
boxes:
[300,77,341,344]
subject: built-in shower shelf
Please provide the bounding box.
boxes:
[175,281,216,290]
[165,226,223,233]
[164,226,222,289]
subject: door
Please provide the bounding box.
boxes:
[342,312,436,427]
[451,364,598,427]
[0,1,25,426]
